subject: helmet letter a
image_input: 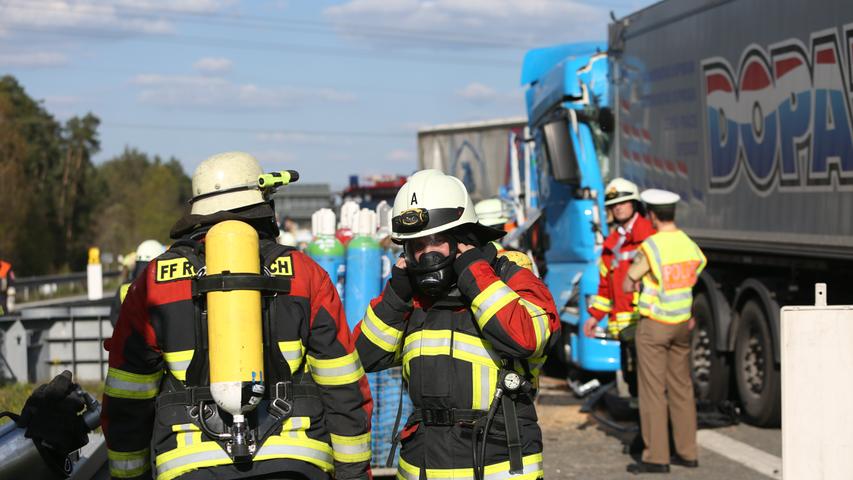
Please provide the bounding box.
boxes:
[410,193,418,205]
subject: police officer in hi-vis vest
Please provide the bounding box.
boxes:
[623,189,706,475]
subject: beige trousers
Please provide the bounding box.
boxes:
[636,317,697,464]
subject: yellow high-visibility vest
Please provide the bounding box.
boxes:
[637,230,706,324]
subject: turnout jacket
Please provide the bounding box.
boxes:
[102,237,373,480]
[354,245,560,479]
[588,214,655,335]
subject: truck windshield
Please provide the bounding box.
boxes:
[542,118,580,185]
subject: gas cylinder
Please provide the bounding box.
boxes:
[336,200,360,246]
[205,220,264,418]
[308,209,346,300]
[344,209,381,330]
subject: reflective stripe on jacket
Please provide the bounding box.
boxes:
[588,214,655,335]
[637,230,706,324]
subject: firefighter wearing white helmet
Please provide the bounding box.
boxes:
[109,239,165,326]
[604,177,641,206]
[474,198,512,228]
[585,177,654,407]
[103,152,373,480]
[355,169,559,480]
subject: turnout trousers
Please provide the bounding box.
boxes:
[635,317,697,464]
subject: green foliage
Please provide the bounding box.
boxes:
[95,149,191,256]
[0,75,190,275]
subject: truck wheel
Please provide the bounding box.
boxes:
[690,294,729,403]
[734,300,781,427]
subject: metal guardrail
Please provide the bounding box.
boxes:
[15,270,120,288]
[0,305,112,383]
[12,271,120,304]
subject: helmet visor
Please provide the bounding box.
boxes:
[604,190,636,205]
[392,207,465,234]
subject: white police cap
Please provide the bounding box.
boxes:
[640,188,680,206]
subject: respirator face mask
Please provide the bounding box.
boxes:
[404,234,458,297]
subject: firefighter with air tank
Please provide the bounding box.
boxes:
[102,152,372,480]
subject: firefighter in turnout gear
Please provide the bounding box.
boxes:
[624,189,706,474]
[102,152,372,480]
[110,240,166,326]
[583,178,655,395]
[354,170,559,480]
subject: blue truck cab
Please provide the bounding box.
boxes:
[521,42,621,373]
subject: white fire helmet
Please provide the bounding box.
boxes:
[391,170,483,242]
[474,198,512,228]
[190,152,266,216]
[604,177,640,207]
[136,240,165,263]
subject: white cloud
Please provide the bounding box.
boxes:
[0,1,172,35]
[456,82,497,102]
[455,82,522,107]
[132,74,356,110]
[323,0,606,49]
[386,148,414,163]
[0,51,68,67]
[118,0,237,13]
[193,57,233,75]
[0,1,237,40]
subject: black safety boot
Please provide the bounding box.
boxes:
[626,462,670,474]
[671,455,698,468]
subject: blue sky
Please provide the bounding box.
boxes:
[1,0,653,188]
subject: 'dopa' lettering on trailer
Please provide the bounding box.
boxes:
[702,26,853,193]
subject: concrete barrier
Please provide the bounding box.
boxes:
[781,283,853,479]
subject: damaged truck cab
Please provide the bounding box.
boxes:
[521,43,620,374]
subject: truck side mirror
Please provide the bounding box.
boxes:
[542,118,581,185]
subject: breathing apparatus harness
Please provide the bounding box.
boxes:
[157,239,318,463]
[472,368,533,480]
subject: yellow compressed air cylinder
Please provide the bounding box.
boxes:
[206,220,264,416]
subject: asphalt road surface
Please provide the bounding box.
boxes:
[537,379,782,479]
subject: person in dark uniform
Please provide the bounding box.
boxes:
[355,169,560,480]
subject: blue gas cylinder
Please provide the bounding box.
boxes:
[344,235,382,330]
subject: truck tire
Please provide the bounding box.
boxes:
[734,300,781,427]
[690,294,729,403]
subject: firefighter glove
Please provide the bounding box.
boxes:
[16,370,89,457]
[389,264,414,302]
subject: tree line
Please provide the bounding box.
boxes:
[0,75,191,275]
